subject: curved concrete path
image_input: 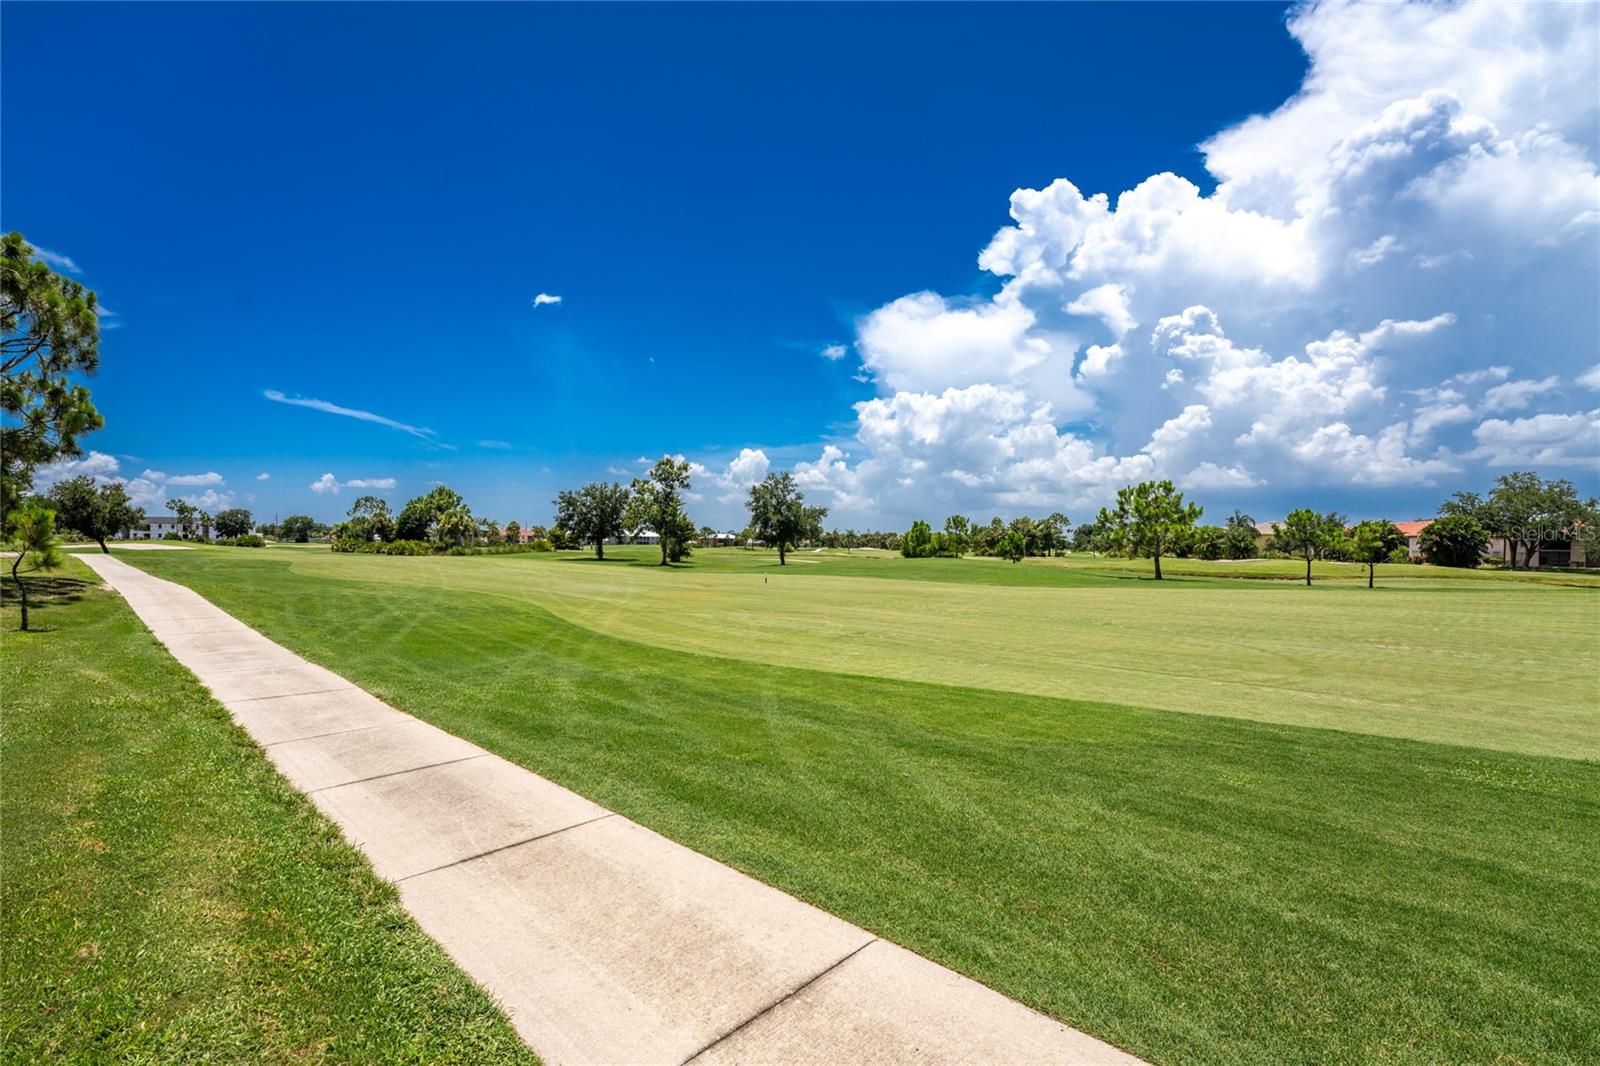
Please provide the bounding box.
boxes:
[80,552,1143,1066]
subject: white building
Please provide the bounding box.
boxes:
[127,515,183,540]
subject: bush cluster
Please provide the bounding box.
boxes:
[450,540,553,555]
[332,537,554,557]
[215,534,265,548]
[331,538,432,556]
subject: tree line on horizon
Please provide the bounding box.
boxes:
[888,472,1596,585]
[6,227,1595,629]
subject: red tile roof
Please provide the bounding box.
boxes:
[1393,520,1432,536]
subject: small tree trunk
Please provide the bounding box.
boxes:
[1368,562,1374,589]
[97,536,110,554]
[1153,553,1162,580]
[595,538,605,561]
[779,543,786,565]
[11,557,28,631]
[660,541,668,566]
[1305,553,1312,586]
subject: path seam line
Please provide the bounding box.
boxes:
[676,937,878,1065]
[306,753,490,794]
[226,685,356,705]
[261,720,407,748]
[395,813,618,883]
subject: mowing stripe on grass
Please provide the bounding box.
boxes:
[78,551,1142,1066]
[109,544,1600,1065]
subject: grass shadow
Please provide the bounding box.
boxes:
[1,575,95,623]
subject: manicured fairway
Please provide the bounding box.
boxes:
[131,545,1599,758]
[0,561,535,1063]
[116,546,1600,1065]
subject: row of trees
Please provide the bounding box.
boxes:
[554,463,832,567]
[160,499,257,541]
[318,450,1590,587]
[886,471,1596,583]
[901,513,1073,560]
[331,485,487,549]
[897,508,1266,565]
[1434,472,1595,570]
[553,457,699,565]
[1088,484,1413,586]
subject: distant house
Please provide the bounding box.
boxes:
[126,515,182,540]
[1527,533,1589,568]
[1488,527,1589,568]
[1389,519,1588,567]
[1394,520,1432,560]
[701,531,737,547]
[503,524,540,544]
[621,527,659,545]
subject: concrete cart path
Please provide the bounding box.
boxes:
[79,552,1143,1066]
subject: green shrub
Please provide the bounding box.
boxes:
[1420,514,1487,568]
[331,537,431,556]
[216,534,265,548]
[901,520,935,558]
[330,538,552,557]
[449,542,549,556]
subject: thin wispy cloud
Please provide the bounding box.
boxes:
[32,246,81,274]
[140,469,225,486]
[478,439,512,449]
[532,292,562,307]
[821,343,847,361]
[264,389,434,440]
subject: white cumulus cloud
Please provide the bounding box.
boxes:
[789,0,1598,523]
[32,456,237,511]
[310,473,397,495]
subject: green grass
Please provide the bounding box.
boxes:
[114,545,1600,1065]
[0,560,536,1064]
[123,544,1600,759]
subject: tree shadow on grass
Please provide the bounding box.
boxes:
[1,575,95,631]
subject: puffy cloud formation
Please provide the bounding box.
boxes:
[685,447,772,505]
[31,452,233,511]
[798,1,1599,521]
[310,473,397,495]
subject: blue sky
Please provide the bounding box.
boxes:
[6,2,1596,528]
